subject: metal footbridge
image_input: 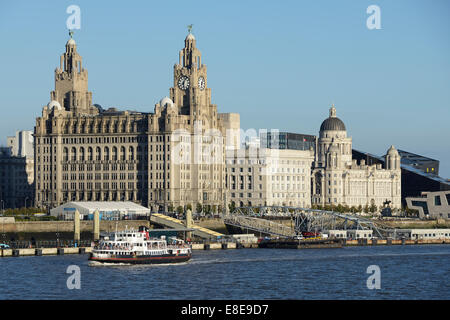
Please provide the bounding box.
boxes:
[224,206,397,238]
[150,213,224,239]
[223,214,295,238]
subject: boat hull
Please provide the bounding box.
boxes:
[88,253,191,265]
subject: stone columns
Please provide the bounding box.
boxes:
[185,209,193,240]
[93,210,100,241]
[74,210,80,242]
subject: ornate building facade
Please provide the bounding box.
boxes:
[34,32,239,212]
[311,105,402,209]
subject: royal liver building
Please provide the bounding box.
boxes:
[311,105,401,209]
[34,31,239,211]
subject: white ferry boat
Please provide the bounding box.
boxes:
[89,226,192,265]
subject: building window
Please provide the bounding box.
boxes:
[411,201,429,215]
[435,195,441,206]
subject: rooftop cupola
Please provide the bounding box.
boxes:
[179,25,202,69]
[320,104,346,132]
[50,30,93,115]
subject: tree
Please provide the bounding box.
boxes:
[228,201,236,213]
[196,203,202,214]
[186,203,192,211]
[176,206,184,214]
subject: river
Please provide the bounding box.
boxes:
[0,245,448,299]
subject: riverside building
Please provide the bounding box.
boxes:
[311,105,402,209]
[34,31,239,212]
[226,146,314,208]
[0,131,34,209]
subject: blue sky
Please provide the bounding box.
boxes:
[0,0,449,178]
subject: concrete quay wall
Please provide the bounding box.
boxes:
[0,220,150,233]
[1,247,92,257]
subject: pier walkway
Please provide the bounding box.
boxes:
[150,213,224,240]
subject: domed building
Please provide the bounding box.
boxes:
[34,30,240,212]
[312,105,401,209]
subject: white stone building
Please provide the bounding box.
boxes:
[226,146,314,208]
[312,105,402,209]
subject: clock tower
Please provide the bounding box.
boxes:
[170,31,215,128]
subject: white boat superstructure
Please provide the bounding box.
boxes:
[89,226,192,264]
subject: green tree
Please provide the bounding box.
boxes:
[176,206,184,214]
[196,203,203,214]
[228,201,236,213]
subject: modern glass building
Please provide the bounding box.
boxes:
[260,131,316,152]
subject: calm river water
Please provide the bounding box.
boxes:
[0,245,448,300]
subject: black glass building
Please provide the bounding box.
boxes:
[260,131,317,152]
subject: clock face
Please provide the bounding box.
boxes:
[178,76,190,90]
[198,76,205,90]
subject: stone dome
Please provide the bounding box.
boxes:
[186,33,195,41]
[320,105,346,131]
[66,38,76,46]
[47,100,62,111]
[160,97,174,108]
[387,145,399,156]
[320,117,346,131]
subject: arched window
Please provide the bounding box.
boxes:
[96,147,101,161]
[129,146,134,161]
[112,147,118,161]
[63,147,69,162]
[120,146,126,161]
[104,147,109,161]
[88,147,93,161]
[71,147,77,161]
[80,147,85,161]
